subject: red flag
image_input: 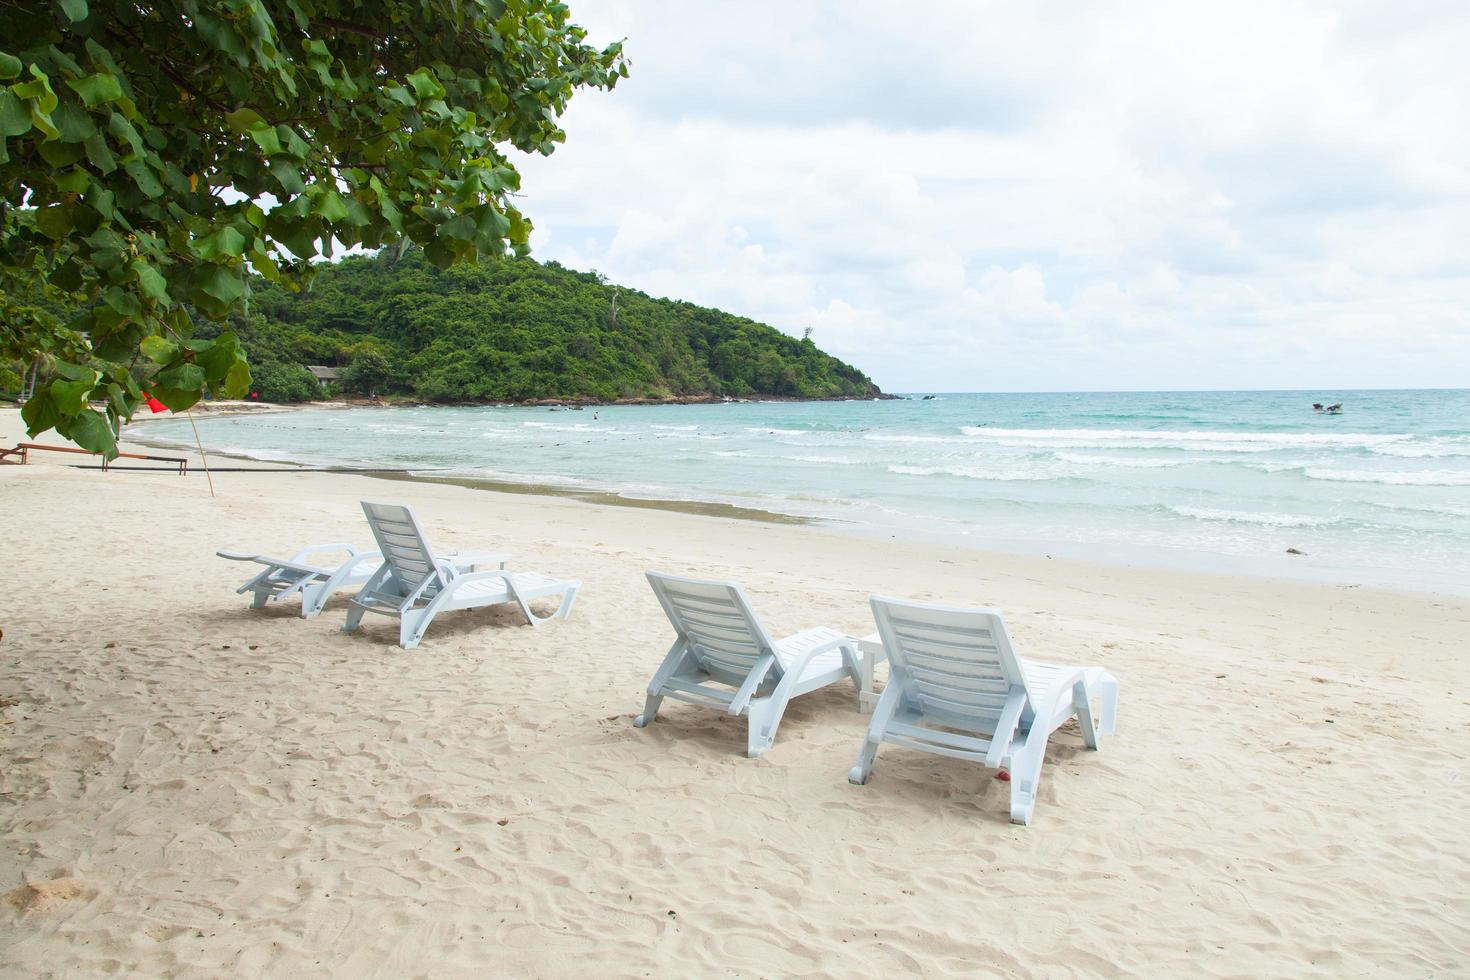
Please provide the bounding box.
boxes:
[144,394,168,413]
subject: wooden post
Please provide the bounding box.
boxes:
[186,409,216,497]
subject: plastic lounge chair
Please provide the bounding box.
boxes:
[634,570,867,757]
[217,545,386,619]
[850,596,1119,825]
[219,543,511,619]
[344,501,579,649]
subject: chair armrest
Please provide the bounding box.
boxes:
[291,542,360,561]
[985,686,1029,768]
[445,550,512,569]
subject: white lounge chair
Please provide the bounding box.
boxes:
[219,543,511,619]
[850,596,1119,825]
[634,571,868,757]
[343,502,579,649]
[218,544,385,618]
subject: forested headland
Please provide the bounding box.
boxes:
[215,250,883,404]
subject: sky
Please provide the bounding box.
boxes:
[512,0,1470,393]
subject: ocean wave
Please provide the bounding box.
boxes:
[710,450,753,458]
[1303,468,1470,486]
[521,421,610,434]
[864,432,971,445]
[1369,439,1470,459]
[785,455,862,465]
[651,424,700,431]
[745,426,812,436]
[1169,506,1343,528]
[887,464,1059,482]
[1054,452,1188,469]
[959,426,1411,452]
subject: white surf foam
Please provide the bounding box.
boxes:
[1303,468,1470,487]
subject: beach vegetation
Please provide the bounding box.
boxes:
[0,0,626,454]
[228,248,882,403]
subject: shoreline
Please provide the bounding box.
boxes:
[118,403,1470,601]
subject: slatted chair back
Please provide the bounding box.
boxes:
[646,571,784,688]
[361,501,443,601]
[869,596,1031,732]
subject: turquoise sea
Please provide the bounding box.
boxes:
[138,390,1470,595]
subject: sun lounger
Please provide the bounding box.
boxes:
[634,571,867,757]
[218,545,387,618]
[850,596,1118,825]
[219,543,511,619]
[343,501,578,649]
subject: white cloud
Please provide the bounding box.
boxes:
[516,0,1470,391]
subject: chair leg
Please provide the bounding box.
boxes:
[1074,679,1100,750]
[746,697,778,758]
[343,602,366,634]
[1098,675,1119,737]
[848,681,902,785]
[552,584,578,619]
[515,584,579,626]
[1009,736,1049,826]
[250,589,270,609]
[848,735,881,785]
[399,610,429,649]
[633,692,663,728]
[300,583,326,619]
[837,642,865,710]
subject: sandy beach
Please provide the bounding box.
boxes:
[1,406,1467,977]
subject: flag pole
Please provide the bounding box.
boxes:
[185,408,216,497]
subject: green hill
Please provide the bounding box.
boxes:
[221,250,883,403]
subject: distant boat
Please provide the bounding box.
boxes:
[1312,402,1343,415]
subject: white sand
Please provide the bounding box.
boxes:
[1,408,1467,977]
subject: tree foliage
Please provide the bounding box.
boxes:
[231,249,882,402]
[0,0,625,454]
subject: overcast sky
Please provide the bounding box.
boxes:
[513,1,1470,392]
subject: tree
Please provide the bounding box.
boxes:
[338,347,392,397]
[0,0,626,454]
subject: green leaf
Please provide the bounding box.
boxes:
[0,90,31,136]
[124,157,164,197]
[156,362,204,391]
[224,359,252,398]
[139,335,177,363]
[132,259,170,303]
[267,157,305,194]
[66,72,122,107]
[37,138,84,166]
[52,360,96,382]
[58,0,89,23]
[54,167,89,193]
[104,286,142,316]
[224,107,265,132]
[313,188,349,222]
[248,121,282,154]
[150,386,201,413]
[83,132,116,172]
[406,69,446,100]
[50,102,94,143]
[50,376,95,414]
[67,410,119,457]
[35,203,73,240]
[0,52,21,80]
[196,264,244,304]
[21,389,61,436]
[195,225,248,260]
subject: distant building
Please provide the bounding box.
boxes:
[306,366,339,386]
